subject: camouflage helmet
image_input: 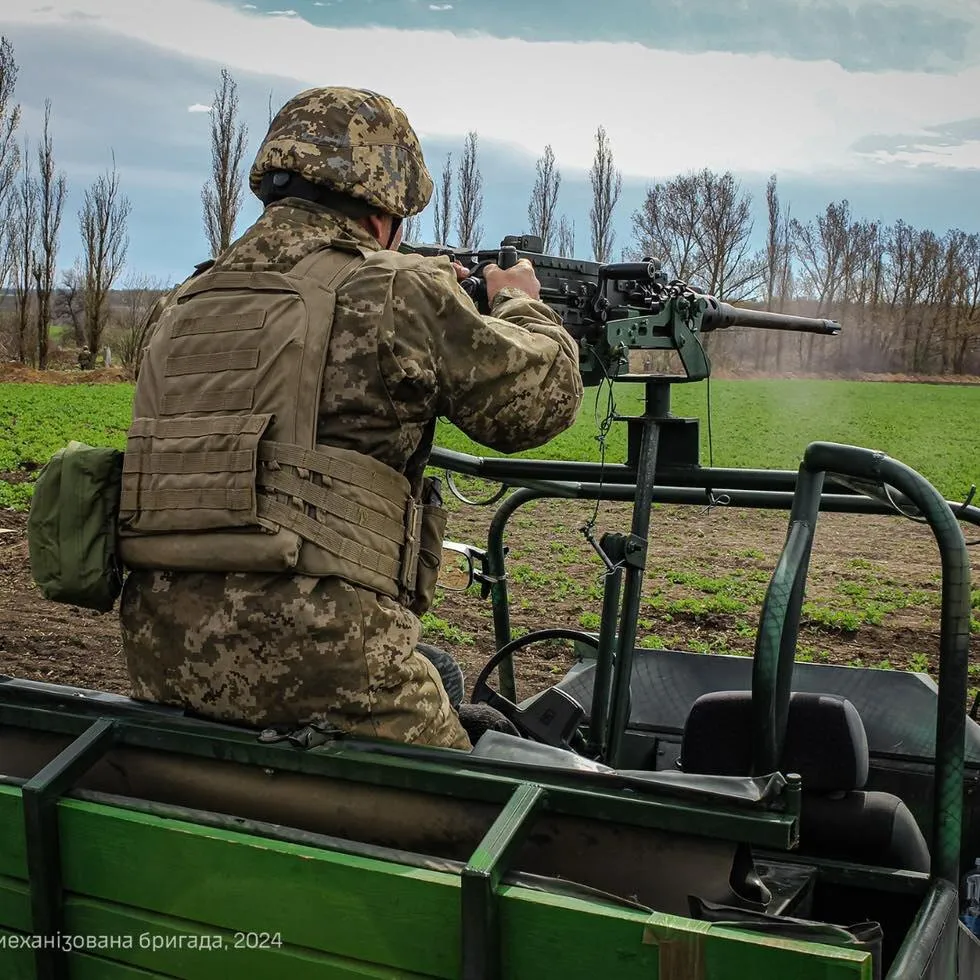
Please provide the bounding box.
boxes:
[249,87,433,217]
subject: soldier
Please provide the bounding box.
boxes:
[117,87,583,750]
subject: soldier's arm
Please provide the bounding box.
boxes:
[405,262,584,453]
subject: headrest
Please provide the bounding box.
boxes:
[680,691,869,793]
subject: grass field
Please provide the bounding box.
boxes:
[0,376,976,705]
[2,378,977,508]
[436,378,980,499]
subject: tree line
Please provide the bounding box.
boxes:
[0,41,976,377]
[631,172,980,375]
[0,37,141,370]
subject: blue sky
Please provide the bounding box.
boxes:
[3,0,980,285]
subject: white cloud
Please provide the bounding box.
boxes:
[187,103,212,112]
[7,0,980,180]
[267,8,298,15]
[864,141,980,169]
[429,4,453,9]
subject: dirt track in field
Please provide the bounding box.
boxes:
[2,498,976,705]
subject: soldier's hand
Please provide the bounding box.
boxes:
[484,258,541,303]
[451,260,470,282]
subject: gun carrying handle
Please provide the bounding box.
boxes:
[497,245,519,270]
[460,249,518,314]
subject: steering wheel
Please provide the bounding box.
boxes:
[471,628,600,752]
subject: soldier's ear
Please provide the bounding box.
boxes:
[356,214,401,250]
[386,218,403,250]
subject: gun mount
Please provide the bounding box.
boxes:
[401,234,840,386]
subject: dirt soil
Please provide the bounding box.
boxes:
[0,364,131,385]
[1,498,976,705]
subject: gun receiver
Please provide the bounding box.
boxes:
[400,235,840,385]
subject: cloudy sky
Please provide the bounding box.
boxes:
[3,0,980,284]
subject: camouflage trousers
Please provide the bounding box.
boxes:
[119,570,471,751]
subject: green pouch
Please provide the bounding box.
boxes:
[27,441,124,612]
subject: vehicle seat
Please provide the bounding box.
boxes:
[679,691,930,873]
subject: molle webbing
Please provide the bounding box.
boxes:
[258,461,406,545]
[120,414,272,532]
[118,242,428,599]
[257,442,407,502]
[259,499,403,585]
[255,439,418,589]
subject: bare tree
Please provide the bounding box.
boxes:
[0,36,22,294]
[30,100,67,370]
[0,189,14,303]
[792,200,851,313]
[201,68,247,257]
[432,153,452,244]
[764,175,781,311]
[54,262,86,347]
[632,169,759,299]
[879,220,932,371]
[454,131,483,249]
[113,271,167,374]
[845,219,890,372]
[624,165,980,376]
[588,125,622,263]
[754,174,790,369]
[696,171,761,300]
[946,233,980,375]
[920,227,973,374]
[777,199,795,310]
[11,141,37,363]
[860,231,892,374]
[556,215,576,258]
[79,157,132,364]
[0,36,18,203]
[403,210,424,243]
[527,144,561,252]
[791,200,859,369]
[631,173,704,282]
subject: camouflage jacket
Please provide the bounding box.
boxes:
[120,200,583,739]
[142,200,582,481]
[218,200,582,475]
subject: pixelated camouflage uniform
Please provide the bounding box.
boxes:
[119,88,583,750]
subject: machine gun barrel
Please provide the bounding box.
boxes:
[700,297,840,336]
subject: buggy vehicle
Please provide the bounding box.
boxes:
[1,236,977,979]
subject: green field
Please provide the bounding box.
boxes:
[1,378,978,510]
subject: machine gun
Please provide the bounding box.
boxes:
[400,234,840,385]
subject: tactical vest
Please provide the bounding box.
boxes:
[117,240,429,604]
